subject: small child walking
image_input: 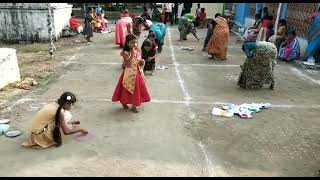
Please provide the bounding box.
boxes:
[112,33,151,113]
[141,39,157,76]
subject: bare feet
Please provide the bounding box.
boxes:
[86,37,92,42]
[270,84,274,90]
[131,106,139,113]
[122,104,129,109]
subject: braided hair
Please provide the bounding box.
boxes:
[53,92,77,146]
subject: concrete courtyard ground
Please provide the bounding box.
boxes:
[0,25,320,177]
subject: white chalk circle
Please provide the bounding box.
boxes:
[73,131,96,142]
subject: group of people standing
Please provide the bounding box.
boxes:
[21,4,320,150]
[22,6,169,150]
[160,3,194,25]
[113,7,168,114]
[69,5,109,42]
[194,4,207,28]
[73,6,167,114]
[114,8,154,47]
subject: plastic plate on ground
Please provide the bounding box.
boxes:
[0,119,10,124]
[5,129,23,138]
[0,124,10,135]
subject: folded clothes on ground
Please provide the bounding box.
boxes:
[212,103,271,119]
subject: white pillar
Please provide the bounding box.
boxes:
[0,48,21,89]
[274,3,282,42]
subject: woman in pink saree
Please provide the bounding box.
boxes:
[115,10,133,47]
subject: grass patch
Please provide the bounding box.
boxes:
[0,82,18,92]
[0,43,48,53]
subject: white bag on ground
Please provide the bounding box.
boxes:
[211,107,234,118]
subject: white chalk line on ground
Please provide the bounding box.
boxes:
[31,98,320,109]
[197,141,217,177]
[230,29,242,38]
[290,67,320,85]
[61,55,76,66]
[3,98,320,115]
[168,27,192,102]
[168,27,212,175]
[175,64,239,67]
[69,61,240,67]
[169,28,216,177]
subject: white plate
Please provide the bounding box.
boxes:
[0,124,10,134]
[5,130,23,138]
[0,119,10,124]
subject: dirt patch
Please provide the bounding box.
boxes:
[0,35,85,102]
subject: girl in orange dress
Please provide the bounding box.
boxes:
[207,14,230,60]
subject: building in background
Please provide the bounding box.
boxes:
[0,3,72,43]
[191,3,224,19]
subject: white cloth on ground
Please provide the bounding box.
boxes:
[213,103,271,119]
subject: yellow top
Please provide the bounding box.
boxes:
[278,26,286,39]
[22,102,63,149]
